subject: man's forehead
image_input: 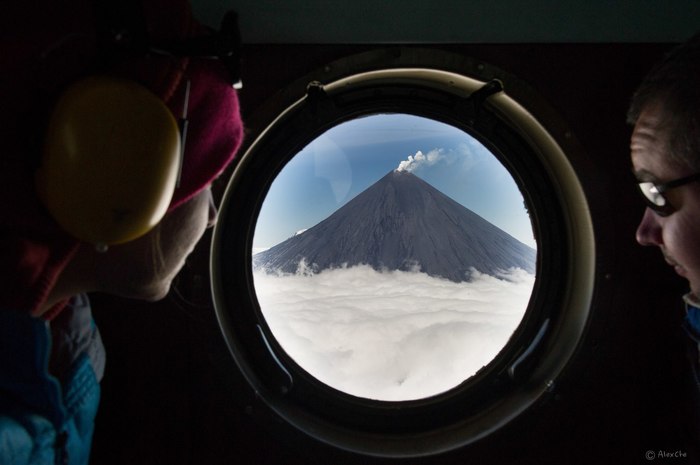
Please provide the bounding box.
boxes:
[633,101,668,136]
[629,102,688,178]
[631,101,672,152]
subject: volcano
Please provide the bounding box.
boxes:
[254,170,536,281]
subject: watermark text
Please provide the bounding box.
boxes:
[646,450,688,460]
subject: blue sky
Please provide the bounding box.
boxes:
[253,113,537,251]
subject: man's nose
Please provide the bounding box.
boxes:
[635,207,663,247]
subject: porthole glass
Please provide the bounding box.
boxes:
[252,113,537,401]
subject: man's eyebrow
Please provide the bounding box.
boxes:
[631,167,658,183]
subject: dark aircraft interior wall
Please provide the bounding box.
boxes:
[89,42,698,464]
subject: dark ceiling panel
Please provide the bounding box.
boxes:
[193,0,700,44]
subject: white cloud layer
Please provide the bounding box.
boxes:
[253,265,535,401]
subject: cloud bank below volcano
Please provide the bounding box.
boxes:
[254,264,535,401]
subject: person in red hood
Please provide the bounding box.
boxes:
[0,1,244,463]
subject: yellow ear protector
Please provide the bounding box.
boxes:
[35,76,182,247]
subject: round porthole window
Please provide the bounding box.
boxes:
[252,112,537,402]
[211,49,595,457]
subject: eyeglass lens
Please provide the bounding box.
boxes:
[638,182,667,207]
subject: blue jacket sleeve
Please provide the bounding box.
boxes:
[0,298,103,465]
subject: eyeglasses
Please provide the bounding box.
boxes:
[637,173,700,216]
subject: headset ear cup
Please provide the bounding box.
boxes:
[36,76,181,246]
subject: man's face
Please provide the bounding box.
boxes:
[632,102,700,296]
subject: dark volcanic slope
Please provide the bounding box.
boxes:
[254,170,536,281]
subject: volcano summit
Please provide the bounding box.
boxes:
[254,170,536,281]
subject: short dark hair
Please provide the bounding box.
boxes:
[628,33,700,171]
